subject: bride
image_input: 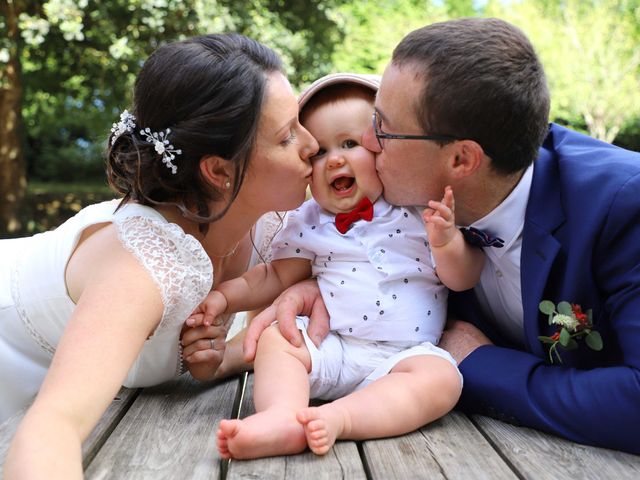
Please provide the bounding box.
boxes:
[1,33,317,479]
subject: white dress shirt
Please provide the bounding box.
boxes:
[468,164,534,346]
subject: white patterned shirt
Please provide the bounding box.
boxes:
[271,198,447,343]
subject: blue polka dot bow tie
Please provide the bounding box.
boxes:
[459,226,505,248]
[335,197,374,234]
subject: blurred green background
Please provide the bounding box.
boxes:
[2,0,639,237]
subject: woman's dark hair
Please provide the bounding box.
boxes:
[392,17,550,174]
[107,33,283,225]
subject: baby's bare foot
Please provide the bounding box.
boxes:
[216,420,238,459]
[297,405,347,455]
[216,410,307,459]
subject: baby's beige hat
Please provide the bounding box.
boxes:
[298,72,381,110]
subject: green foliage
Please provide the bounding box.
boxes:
[486,0,640,143]
[3,0,640,191]
[3,181,115,238]
[329,0,447,77]
[10,0,346,183]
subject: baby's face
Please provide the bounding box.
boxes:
[303,97,383,215]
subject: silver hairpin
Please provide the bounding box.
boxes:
[140,127,182,175]
[110,110,136,146]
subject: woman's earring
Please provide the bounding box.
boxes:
[224,180,231,189]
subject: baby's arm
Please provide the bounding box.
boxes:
[183,257,312,379]
[423,186,484,291]
[187,257,312,328]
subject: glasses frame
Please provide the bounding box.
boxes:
[371,111,461,150]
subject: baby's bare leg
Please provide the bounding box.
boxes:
[297,355,461,455]
[216,325,312,459]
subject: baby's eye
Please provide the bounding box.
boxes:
[343,139,358,149]
[310,148,326,161]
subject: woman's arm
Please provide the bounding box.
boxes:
[4,230,164,480]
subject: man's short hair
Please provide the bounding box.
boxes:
[392,17,550,174]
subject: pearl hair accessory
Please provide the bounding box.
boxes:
[110,110,136,145]
[139,127,182,175]
[110,109,183,174]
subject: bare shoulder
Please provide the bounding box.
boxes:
[66,222,160,304]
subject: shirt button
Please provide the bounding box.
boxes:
[496,270,503,278]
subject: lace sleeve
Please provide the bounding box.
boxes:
[114,216,213,332]
[251,211,285,266]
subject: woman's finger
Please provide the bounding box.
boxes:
[181,324,227,346]
[184,346,225,364]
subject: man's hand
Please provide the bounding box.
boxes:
[438,319,492,364]
[243,279,330,362]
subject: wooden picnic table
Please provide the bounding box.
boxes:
[1,372,639,479]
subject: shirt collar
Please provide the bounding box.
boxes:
[469,163,534,257]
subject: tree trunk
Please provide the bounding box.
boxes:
[0,0,26,236]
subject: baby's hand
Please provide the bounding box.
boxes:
[181,322,227,381]
[186,290,228,328]
[423,186,457,248]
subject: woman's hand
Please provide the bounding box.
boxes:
[181,320,228,381]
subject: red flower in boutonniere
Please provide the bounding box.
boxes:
[538,301,603,364]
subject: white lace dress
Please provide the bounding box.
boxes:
[0,199,281,422]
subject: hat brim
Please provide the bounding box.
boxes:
[298,73,381,111]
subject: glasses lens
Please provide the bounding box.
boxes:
[372,111,384,150]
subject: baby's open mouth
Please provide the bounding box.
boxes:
[331,176,355,192]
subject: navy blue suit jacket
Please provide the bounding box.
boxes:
[450,123,640,454]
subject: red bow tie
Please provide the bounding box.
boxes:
[335,197,374,234]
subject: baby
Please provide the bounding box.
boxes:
[187,73,484,459]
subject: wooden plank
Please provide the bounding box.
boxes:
[419,411,517,480]
[85,374,243,480]
[82,387,139,468]
[0,387,137,476]
[472,414,640,479]
[361,411,518,480]
[226,374,366,480]
[361,432,446,480]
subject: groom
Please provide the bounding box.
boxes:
[245,17,640,454]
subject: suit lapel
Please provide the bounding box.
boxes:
[521,128,565,355]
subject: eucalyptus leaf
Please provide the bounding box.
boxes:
[557,301,573,315]
[586,331,604,350]
[559,328,571,346]
[539,300,556,315]
[566,339,579,350]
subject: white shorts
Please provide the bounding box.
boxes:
[295,317,462,401]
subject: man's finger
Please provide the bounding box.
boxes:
[306,295,330,347]
[274,296,304,347]
[243,304,277,362]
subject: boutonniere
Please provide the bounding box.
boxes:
[538,301,603,364]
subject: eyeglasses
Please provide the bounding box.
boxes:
[371,110,461,151]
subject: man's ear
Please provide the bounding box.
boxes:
[449,140,485,179]
[200,155,233,191]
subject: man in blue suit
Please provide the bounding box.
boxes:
[244,17,640,454]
